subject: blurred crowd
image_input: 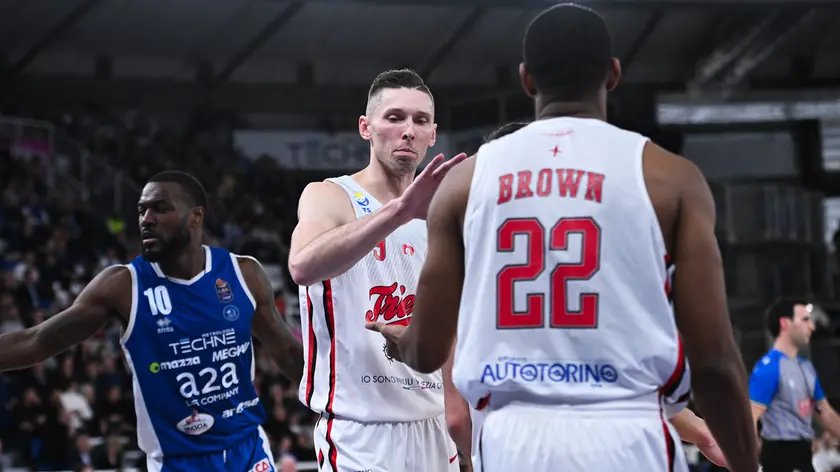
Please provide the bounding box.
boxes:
[0,106,318,471]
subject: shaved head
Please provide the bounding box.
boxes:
[366,68,434,116]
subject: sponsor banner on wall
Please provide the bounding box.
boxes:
[235,130,459,170]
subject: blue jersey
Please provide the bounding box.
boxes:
[749,348,825,441]
[121,246,266,459]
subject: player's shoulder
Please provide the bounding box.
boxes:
[643,141,703,182]
[297,180,354,221]
[752,350,783,374]
[82,264,134,301]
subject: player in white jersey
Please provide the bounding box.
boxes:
[288,69,467,472]
[441,122,730,471]
[367,4,759,472]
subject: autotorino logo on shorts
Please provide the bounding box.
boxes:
[480,357,619,386]
[360,374,442,391]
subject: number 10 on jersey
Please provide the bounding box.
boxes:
[496,217,601,329]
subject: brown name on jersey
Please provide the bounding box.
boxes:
[497,169,605,205]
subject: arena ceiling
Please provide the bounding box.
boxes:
[3,0,840,114]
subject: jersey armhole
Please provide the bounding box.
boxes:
[119,264,139,345]
[634,138,668,263]
[230,253,258,309]
[463,154,488,248]
[325,177,365,220]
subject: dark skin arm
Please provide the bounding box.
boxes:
[0,265,129,371]
[240,256,304,384]
[366,158,474,373]
[667,152,758,472]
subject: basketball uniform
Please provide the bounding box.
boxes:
[298,175,458,472]
[121,245,275,472]
[453,117,690,472]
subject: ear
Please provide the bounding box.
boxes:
[192,207,205,228]
[519,63,536,98]
[429,123,437,147]
[359,115,372,141]
[606,58,622,92]
[779,317,791,332]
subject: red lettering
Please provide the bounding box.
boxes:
[556,169,584,198]
[536,169,552,196]
[373,240,386,261]
[364,283,415,324]
[585,172,605,203]
[498,174,513,204]
[515,171,534,199]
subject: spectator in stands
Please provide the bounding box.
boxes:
[91,433,124,470]
[67,430,94,469]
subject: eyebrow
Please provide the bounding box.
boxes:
[383,107,432,118]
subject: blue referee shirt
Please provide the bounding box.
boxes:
[749,349,825,441]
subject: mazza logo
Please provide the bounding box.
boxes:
[149,357,200,373]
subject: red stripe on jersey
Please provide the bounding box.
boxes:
[304,288,318,408]
[449,453,459,463]
[659,415,676,472]
[659,336,685,398]
[322,280,339,472]
[663,254,674,301]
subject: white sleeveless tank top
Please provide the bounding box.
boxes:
[298,175,445,422]
[453,117,689,416]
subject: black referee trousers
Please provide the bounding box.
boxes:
[760,439,815,472]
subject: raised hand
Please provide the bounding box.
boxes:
[400,152,468,220]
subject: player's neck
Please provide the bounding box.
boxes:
[357,159,413,202]
[773,338,799,358]
[536,99,605,121]
[158,244,206,281]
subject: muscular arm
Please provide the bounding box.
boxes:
[242,257,304,384]
[0,265,128,371]
[443,343,472,457]
[394,159,474,373]
[288,181,410,286]
[670,157,758,472]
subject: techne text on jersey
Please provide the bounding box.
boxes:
[498,169,605,205]
[481,358,618,385]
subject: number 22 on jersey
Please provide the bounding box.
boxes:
[496,217,601,329]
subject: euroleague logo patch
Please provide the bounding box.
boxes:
[216,278,234,303]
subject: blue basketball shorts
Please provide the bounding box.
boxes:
[147,426,276,472]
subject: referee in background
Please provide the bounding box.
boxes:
[750,299,840,472]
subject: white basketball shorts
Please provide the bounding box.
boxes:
[475,403,690,472]
[313,413,459,472]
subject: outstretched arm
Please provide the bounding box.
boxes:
[670,154,757,472]
[243,256,305,384]
[288,181,409,286]
[0,265,129,371]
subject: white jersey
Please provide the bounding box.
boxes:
[298,175,445,423]
[453,117,690,416]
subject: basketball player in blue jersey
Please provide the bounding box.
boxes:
[0,171,304,472]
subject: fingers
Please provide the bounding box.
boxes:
[418,154,445,178]
[365,321,385,333]
[431,152,468,178]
